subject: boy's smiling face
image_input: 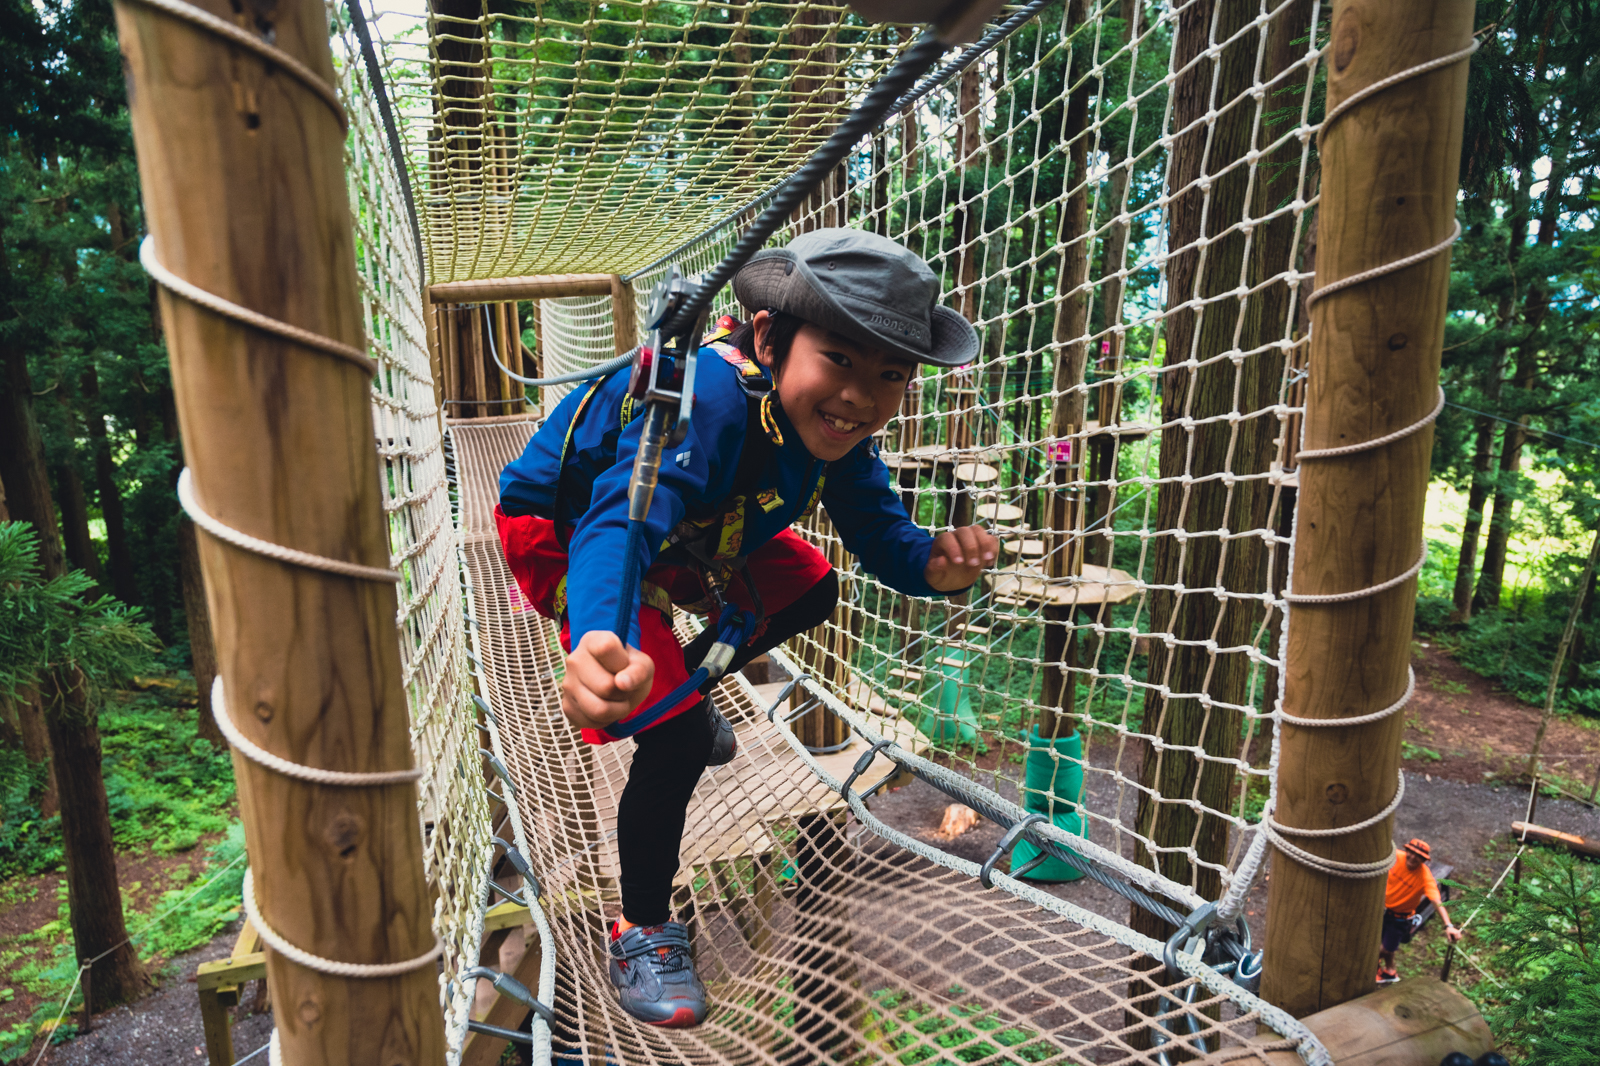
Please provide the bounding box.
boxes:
[752,311,914,461]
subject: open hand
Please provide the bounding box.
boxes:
[560,629,655,731]
[924,525,999,592]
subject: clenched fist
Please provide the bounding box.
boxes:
[560,629,655,731]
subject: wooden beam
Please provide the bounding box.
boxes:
[429,274,616,303]
[112,0,446,1061]
[1261,978,1492,1066]
[1261,0,1472,1018]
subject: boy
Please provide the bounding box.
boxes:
[496,229,999,1027]
[1377,838,1462,983]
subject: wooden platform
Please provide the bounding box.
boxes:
[986,562,1140,607]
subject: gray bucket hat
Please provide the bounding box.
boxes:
[732,229,979,367]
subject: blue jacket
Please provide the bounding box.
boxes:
[499,345,944,648]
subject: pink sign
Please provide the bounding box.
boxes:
[1048,440,1073,464]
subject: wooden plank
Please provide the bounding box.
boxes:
[197,952,268,992]
[198,987,234,1066]
[1261,0,1473,1019]
[1261,978,1491,1066]
[430,273,615,303]
[111,0,447,1056]
[483,899,534,934]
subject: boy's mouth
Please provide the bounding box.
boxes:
[819,412,867,435]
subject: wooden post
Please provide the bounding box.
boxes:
[113,0,446,1061]
[1261,0,1472,1018]
[610,275,638,355]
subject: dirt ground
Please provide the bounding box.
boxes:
[24,644,1600,1064]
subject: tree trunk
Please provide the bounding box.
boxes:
[1526,527,1600,778]
[0,342,66,580]
[42,669,144,1011]
[1448,414,1497,622]
[53,460,103,583]
[15,685,58,818]
[1471,371,1529,611]
[177,516,224,748]
[82,373,139,607]
[1130,0,1305,939]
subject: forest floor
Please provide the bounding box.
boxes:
[13,640,1600,1064]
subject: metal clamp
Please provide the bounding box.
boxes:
[480,750,516,793]
[460,966,556,1027]
[979,814,1048,889]
[763,677,804,723]
[492,836,543,900]
[472,694,499,728]
[839,740,895,799]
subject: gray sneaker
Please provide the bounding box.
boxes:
[705,697,737,767]
[608,921,707,1028]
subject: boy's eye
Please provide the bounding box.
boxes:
[881,371,905,383]
[824,351,851,368]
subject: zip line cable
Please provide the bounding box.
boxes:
[344,0,425,282]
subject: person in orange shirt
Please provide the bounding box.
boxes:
[1378,838,1462,983]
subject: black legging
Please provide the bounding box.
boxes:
[615,571,838,925]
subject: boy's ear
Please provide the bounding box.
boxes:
[751,309,774,368]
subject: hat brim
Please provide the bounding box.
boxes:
[733,248,979,367]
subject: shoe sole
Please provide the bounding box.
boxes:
[647,1006,704,1028]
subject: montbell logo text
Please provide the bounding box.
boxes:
[867,313,925,340]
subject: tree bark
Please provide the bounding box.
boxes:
[1130,0,1299,938]
[82,373,139,606]
[0,342,66,581]
[42,669,145,1010]
[1448,414,1497,622]
[53,460,103,583]
[177,516,224,748]
[1472,355,1533,611]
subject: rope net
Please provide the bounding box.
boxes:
[332,4,494,1052]
[339,0,1342,1060]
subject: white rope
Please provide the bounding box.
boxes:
[244,869,443,978]
[142,238,375,376]
[1260,773,1406,881]
[1304,224,1462,311]
[1283,541,1425,605]
[1296,387,1447,460]
[211,676,423,786]
[1277,668,1414,729]
[179,468,400,584]
[118,0,347,128]
[1317,39,1480,150]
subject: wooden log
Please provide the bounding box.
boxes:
[1511,821,1600,859]
[111,0,445,1060]
[1261,0,1472,1019]
[1261,978,1492,1066]
[429,273,616,303]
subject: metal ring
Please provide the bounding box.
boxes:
[839,740,895,799]
[979,813,1047,889]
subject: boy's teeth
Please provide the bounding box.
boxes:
[822,414,862,432]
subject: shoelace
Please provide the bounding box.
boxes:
[616,926,693,975]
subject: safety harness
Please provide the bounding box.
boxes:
[549,324,812,740]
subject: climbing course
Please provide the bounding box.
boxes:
[110,0,1493,1062]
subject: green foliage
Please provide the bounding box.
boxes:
[1458,849,1600,1066]
[0,685,235,878]
[136,823,246,961]
[0,521,158,719]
